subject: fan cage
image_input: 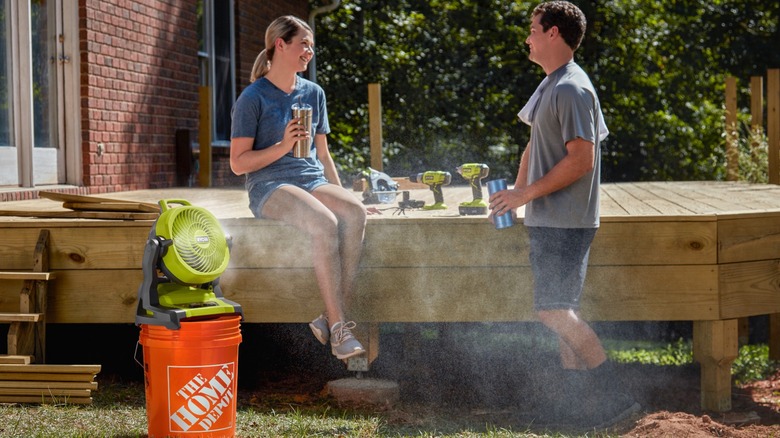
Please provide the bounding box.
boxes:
[160,206,230,284]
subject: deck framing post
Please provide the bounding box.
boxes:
[768,69,779,184]
[693,319,738,412]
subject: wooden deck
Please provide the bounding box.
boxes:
[1,180,779,411]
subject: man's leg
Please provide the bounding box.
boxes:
[538,309,607,369]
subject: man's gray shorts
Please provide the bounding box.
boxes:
[527,226,597,311]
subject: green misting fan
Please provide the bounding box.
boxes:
[136,199,243,329]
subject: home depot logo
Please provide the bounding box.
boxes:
[168,363,236,433]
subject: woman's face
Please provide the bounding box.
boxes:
[279,30,314,72]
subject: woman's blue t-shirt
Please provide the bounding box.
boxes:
[230,76,330,188]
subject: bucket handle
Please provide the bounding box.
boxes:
[133,341,144,369]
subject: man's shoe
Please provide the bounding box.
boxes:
[309,313,329,345]
[330,321,365,360]
[587,391,642,429]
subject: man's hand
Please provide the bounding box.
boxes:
[488,187,529,218]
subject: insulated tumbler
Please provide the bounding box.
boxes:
[291,103,313,158]
[486,178,514,229]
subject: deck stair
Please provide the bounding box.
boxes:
[0,229,100,403]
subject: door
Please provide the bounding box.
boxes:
[0,0,74,188]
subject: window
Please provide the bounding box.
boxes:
[198,0,235,146]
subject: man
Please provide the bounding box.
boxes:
[488,0,640,428]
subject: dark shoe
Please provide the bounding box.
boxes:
[576,362,642,429]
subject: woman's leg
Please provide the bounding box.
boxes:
[311,184,367,311]
[260,185,346,323]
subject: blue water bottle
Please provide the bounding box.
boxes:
[486,179,514,230]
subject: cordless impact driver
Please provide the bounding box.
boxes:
[456,163,490,215]
[409,171,452,210]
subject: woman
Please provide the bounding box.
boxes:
[230,15,366,360]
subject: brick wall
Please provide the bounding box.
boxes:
[80,0,200,193]
[78,0,309,194]
[234,1,309,90]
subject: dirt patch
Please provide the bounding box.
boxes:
[239,324,780,437]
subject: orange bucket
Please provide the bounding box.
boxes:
[139,315,242,438]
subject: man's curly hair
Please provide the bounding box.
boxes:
[533,1,587,51]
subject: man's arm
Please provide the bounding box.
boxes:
[491,137,594,212]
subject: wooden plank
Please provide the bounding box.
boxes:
[718,213,780,263]
[0,373,97,382]
[222,265,719,323]
[678,183,757,212]
[0,395,92,404]
[591,220,716,266]
[62,201,160,213]
[0,313,42,322]
[719,260,780,319]
[0,380,97,390]
[26,262,720,324]
[0,272,53,281]
[0,210,158,220]
[39,190,160,210]
[0,356,32,365]
[600,183,663,215]
[0,226,149,270]
[228,217,716,269]
[619,182,698,215]
[0,364,101,374]
[598,187,629,216]
[642,182,726,214]
[0,388,91,397]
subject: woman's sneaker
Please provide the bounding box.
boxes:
[330,321,365,359]
[309,313,329,345]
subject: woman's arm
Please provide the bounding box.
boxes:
[229,118,305,175]
[315,134,342,186]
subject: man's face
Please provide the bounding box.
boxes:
[525,14,550,65]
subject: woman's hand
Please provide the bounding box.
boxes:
[281,118,310,154]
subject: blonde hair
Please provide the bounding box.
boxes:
[250,15,312,82]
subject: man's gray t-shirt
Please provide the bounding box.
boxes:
[524,61,604,229]
[230,76,330,189]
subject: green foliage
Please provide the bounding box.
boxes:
[607,338,694,366]
[312,0,780,183]
[727,121,769,183]
[607,339,779,385]
[732,343,778,385]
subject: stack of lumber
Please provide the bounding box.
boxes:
[0,191,160,220]
[0,364,101,405]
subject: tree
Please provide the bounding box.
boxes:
[313,0,780,183]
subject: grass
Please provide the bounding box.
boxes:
[0,329,776,437]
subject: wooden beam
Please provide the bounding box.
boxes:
[0,313,42,322]
[0,272,53,281]
[199,86,212,187]
[693,319,738,412]
[725,77,739,181]
[368,83,383,171]
[768,69,780,184]
[750,75,763,130]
